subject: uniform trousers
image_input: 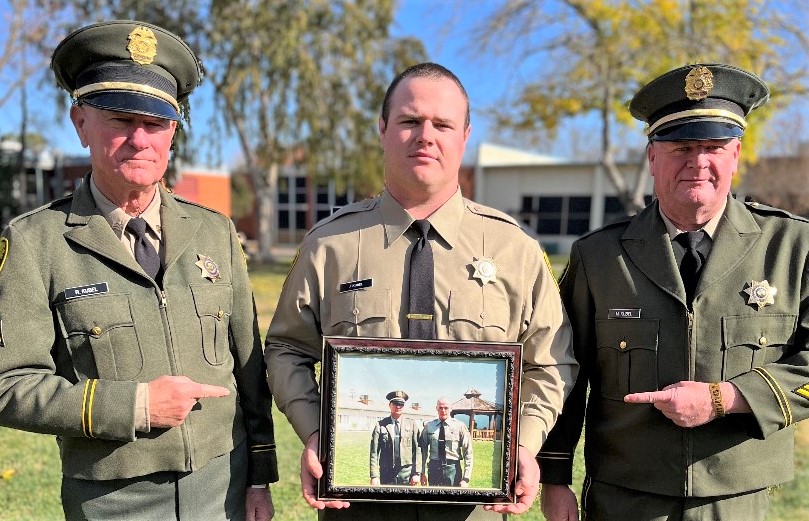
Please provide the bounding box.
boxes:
[380,463,413,485]
[428,459,462,486]
[582,477,769,521]
[62,440,248,521]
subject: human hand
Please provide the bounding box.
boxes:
[540,483,579,521]
[459,479,469,488]
[409,475,420,486]
[148,375,229,428]
[370,477,380,486]
[420,473,428,486]
[300,432,350,510]
[624,381,715,427]
[245,487,273,521]
[484,445,539,514]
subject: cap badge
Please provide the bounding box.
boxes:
[743,280,777,309]
[127,26,158,65]
[471,257,498,285]
[684,66,714,100]
[195,254,221,282]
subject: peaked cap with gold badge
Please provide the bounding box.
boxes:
[629,63,769,141]
[51,20,202,121]
[386,390,409,406]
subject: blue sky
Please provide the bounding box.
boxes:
[0,0,525,166]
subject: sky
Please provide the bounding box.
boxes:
[0,0,535,167]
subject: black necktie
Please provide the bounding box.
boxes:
[438,421,446,464]
[126,217,160,280]
[407,220,435,339]
[393,420,400,462]
[675,231,704,307]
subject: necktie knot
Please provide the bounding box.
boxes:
[675,231,703,251]
[413,219,431,239]
[126,217,148,237]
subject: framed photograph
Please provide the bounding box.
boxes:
[318,336,523,504]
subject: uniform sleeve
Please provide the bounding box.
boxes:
[264,241,324,442]
[461,424,473,482]
[410,421,422,475]
[0,223,139,441]
[226,219,279,485]
[370,424,381,479]
[538,242,592,484]
[517,243,578,455]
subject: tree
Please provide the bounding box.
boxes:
[44,0,426,260]
[470,0,809,215]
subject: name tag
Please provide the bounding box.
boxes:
[339,278,372,293]
[608,308,641,319]
[64,282,110,300]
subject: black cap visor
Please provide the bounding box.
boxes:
[650,120,743,142]
[80,91,179,120]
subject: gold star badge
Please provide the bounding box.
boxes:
[471,257,498,285]
[744,280,777,309]
[195,254,221,282]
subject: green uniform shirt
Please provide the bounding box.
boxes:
[0,175,278,484]
[421,417,473,482]
[539,197,809,497]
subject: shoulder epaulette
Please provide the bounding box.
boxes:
[307,197,380,234]
[8,193,75,225]
[170,193,226,216]
[577,216,633,240]
[745,201,809,223]
[464,199,520,227]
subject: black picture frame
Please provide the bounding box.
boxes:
[318,336,523,504]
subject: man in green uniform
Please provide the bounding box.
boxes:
[0,20,278,520]
[265,62,577,520]
[370,390,422,485]
[539,64,809,521]
[421,397,472,487]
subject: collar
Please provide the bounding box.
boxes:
[90,175,163,239]
[659,198,726,240]
[381,187,464,248]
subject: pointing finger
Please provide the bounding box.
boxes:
[194,384,230,399]
[624,389,674,404]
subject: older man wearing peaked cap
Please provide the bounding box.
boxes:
[538,63,809,521]
[0,20,278,520]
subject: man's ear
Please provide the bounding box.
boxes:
[69,105,89,148]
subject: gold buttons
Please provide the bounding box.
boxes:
[90,326,102,336]
[759,336,768,346]
[352,308,360,316]
[480,311,487,319]
[619,340,627,350]
[217,310,224,319]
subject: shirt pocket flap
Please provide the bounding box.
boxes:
[56,294,135,336]
[448,290,508,330]
[190,284,233,318]
[596,318,659,354]
[722,314,797,349]
[329,289,390,326]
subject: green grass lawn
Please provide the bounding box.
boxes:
[2,259,809,520]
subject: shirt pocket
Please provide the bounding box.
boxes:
[595,318,659,400]
[326,289,391,338]
[448,290,509,341]
[190,283,233,366]
[721,314,797,380]
[55,293,143,380]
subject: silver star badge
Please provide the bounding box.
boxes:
[195,254,221,282]
[471,257,499,285]
[744,280,777,309]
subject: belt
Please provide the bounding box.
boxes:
[430,459,459,464]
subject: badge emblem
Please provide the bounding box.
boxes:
[127,26,158,65]
[471,257,498,285]
[743,280,777,309]
[684,66,714,100]
[195,254,221,282]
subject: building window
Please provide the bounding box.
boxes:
[521,195,592,236]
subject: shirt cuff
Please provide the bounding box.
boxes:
[134,382,150,433]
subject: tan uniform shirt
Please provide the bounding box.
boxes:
[266,188,577,455]
[421,417,473,482]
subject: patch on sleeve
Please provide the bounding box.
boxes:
[0,237,8,274]
[793,383,809,401]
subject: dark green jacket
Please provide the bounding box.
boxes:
[0,176,278,484]
[539,197,809,497]
[370,416,422,480]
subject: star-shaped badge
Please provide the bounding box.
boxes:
[743,280,777,309]
[471,257,498,285]
[195,254,221,282]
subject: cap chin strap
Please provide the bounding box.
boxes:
[646,108,747,136]
[73,81,179,112]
